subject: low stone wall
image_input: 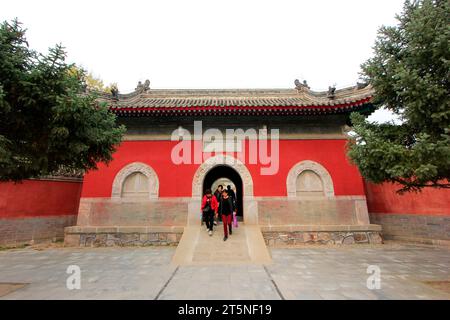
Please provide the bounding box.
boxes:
[369,213,450,246]
[64,226,184,247]
[0,215,77,247]
[261,225,383,246]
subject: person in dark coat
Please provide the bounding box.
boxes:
[227,185,236,201]
[201,189,219,236]
[226,185,236,204]
[214,185,223,224]
[226,185,237,218]
[219,189,236,241]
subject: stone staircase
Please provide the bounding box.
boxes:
[171,224,272,266]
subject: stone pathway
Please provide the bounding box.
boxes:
[0,247,177,299]
[171,224,271,266]
[192,224,251,264]
[0,242,449,299]
[267,245,450,300]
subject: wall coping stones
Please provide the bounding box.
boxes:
[254,195,367,201]
[29,176,83,183]
[78,197,193,203]
[65,226,185,234]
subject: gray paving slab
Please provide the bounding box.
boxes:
[0,242,449,299]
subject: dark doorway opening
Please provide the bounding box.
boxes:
[202,165,243,219]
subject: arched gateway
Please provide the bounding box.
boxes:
[202,166,243,218]
[191,154,254,198]
[190,154,257,224]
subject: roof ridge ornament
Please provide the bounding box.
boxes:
[294,79,310,93]
[135,79,151,93]
[356,81,369,89]
[327,85,336,99]
[110,84,119,100]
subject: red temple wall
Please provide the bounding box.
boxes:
[0,179,82,246]
[365,181,450,216]
[365,181,450,244]
[81,139,366,198]
[1,140,448,246]
[0,179,82,218]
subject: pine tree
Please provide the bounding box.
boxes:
[0,20,126,181]
[348,0,450,192]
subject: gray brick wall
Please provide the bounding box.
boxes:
[0,215,77,247]
[370,213,450,244]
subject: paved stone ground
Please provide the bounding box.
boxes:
[0,242,449,300]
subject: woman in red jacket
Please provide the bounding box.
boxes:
[201,189,219,236]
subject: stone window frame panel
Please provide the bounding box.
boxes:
[286,160,335,198]
[111,162,159,199]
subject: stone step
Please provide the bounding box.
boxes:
[171,224,272,266]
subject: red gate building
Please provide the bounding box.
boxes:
[65,81,383,246]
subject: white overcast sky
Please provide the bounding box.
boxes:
[1,0,405,122]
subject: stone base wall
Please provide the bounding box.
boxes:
[0,215,77,247]
[261,225,383,246]
[77,196,372,228]
[257,196,370,225]
[64,226,183,247]
[369,213,450,246]
[77,198,189,226]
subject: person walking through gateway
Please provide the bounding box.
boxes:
[226,185,236,205]
[219,189,236,241]
[227,185,237,211]
[214,185,223,224]
[201,189,218,236]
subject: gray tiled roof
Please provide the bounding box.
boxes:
[99,85,374,109]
